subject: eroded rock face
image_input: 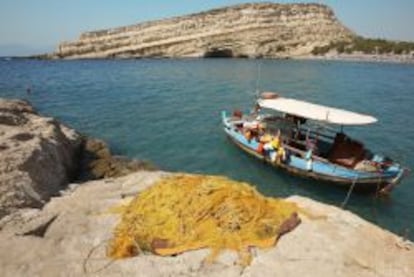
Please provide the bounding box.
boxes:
[0,98,82,218]
[0,98,158,218]
[52,3,354,59]
[78,138,157,180]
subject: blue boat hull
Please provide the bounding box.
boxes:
[222,112,404,192]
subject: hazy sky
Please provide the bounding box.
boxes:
[1,0,413,56]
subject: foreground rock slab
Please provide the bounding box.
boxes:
[0,171,412,277]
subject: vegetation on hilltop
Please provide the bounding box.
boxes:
[312,37,414,55]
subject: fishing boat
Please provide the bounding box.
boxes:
[222,92,407,193]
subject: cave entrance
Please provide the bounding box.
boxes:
[204,48,234,58]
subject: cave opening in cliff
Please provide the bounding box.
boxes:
[204,48,234,58]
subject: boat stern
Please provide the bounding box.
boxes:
[379,163,408,194]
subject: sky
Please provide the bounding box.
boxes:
[0,0,413,56]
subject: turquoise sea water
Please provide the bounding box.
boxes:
[1,58,414,238]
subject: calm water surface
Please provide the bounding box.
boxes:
[1,58,414,238]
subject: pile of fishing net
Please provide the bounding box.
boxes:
[108,174,301,265]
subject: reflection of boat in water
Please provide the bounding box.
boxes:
[222,92,407,193]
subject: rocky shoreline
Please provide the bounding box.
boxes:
[78,137,157,181]
[295,53,414,64]
[0,98,413,276]
[27,52,414,64]
[0,98,155,218]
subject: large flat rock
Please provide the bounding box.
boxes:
[0,171,412,277]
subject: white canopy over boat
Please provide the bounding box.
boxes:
[257,96,377,125]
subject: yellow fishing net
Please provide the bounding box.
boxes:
[108,174,300,265]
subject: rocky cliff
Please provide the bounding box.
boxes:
[52,3,354,59]
[0,99,82,217]
[0,98,155,218]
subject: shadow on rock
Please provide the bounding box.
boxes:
[78,138,157,181]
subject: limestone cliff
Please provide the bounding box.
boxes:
[52,3,354,59]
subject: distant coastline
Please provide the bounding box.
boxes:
[10,52,414,65]
[295,53,414,64]
[3,3,414,64]
[26,1,414,64]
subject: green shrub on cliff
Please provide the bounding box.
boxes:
[311,45,331,55]
[312,37,414,55]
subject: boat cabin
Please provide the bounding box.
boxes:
[238,92,380,171]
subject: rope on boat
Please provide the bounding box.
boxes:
[341,177,358,209]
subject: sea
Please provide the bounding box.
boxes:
[1,58,413,239]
